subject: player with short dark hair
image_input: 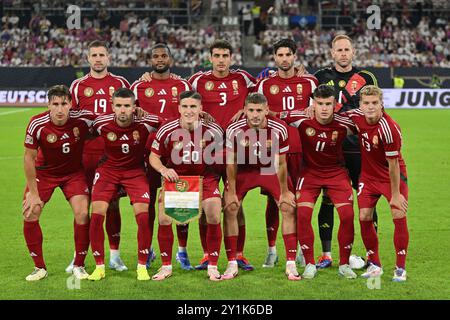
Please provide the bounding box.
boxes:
[222,93,300,281]
[280,84,357,279]
[255,38,318,268]
[189,39,258,271]
[67,40,131,273]
[87,88,162,281]
[22,85,94,281]
[131,43,193,270]
[313,34,379,269]
[149,90,224,281]
[346,85,409,282]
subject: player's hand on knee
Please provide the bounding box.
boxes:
[390,194,408,214]
[224,192,240,212]
[279,191,296,211]
[22,192,43,218]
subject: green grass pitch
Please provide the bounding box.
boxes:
[0,107,449,300]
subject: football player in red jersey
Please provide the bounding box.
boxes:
[346,86,409,282]
[188,40,257,271]
[132,43,193,270]
[87,88,162,281]
[222,93,300,281]
[255,39,318,268]
[280,85,357,279]
[149,91,224,281]
[67,40,130,273]
[22,85,93,281]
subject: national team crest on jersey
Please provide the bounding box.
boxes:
[205,81,214,91]
[73,127,80,141]
[109,86,115,96]
[172,86,178,98]
[240,138,250,147]
[306,127,316,137]
[296,84,303,95]
[84,87,94,97]
[133,130,140,144]
[232,80,239,94]
[270,85,279,95]
[331,130,338,142]
[145,88,154,97]
[107,132,117,141]
[372,135,379,148]
[175,179,189,192]
[338,80,346,88]
[173,141,183,150]
[351,81,357,93]
[46,133,57,143]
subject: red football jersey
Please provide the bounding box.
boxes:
[226,115,289,172]
[282,111,354,178]
[69,72,130,155]
[150,118,224,176]
[188,69,256,129]
[255,72,317,112]
[347,109,407,183]
[24,110,94,176]
[93,114,162,170]
[131,74,191,119]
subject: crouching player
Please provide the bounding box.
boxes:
[149,90,224,281]
[88,88,162,281]
[22,85,93,281]
[347,85,409,282]
[281,84,357,279]
[223,93,300,281]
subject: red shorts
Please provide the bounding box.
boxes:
[82,152,102,189]
[91,167,150,204]
[228,169,282,201]
[202,174,221,200]
[357,176,409,209]
[296,169,353,205]
[24,170,89,203]
[287,125,302,153]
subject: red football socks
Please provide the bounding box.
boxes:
[224,235,238,261]
[135,212,151,265]
[336,205,354,265]
[297,206,315,265]
[282,233,297,261]
[393,217,409,269]
[90,213,105,265]
[158,224,173,266]
[359,219,381,266]
[105,206,121,250]
[23,220,46,269]
[176,224,189,248]
[74,221,90,267]
[206,223,222,266]
[265,196,279,247]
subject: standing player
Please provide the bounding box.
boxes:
[223,93,300,281]
[313,34,379,269]
[189,39,257,271]
[281,85,357,279]
[149,91,224,281]
[255,39,317,268]
[22,85,92,281]
[347,86,409,282]
[67,40,130,273]
[132,43,193,270]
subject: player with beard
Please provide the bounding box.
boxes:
[67,40,130,273]
[131,44,193,270]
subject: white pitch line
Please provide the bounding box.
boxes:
[0,109,31,116]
